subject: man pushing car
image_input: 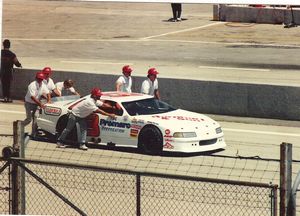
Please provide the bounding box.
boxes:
[57,87,116,150]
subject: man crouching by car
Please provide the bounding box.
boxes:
[57,88,116,150]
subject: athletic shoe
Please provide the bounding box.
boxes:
[177,17,182,21]
[57,142,66,148]
[79,144,88,150]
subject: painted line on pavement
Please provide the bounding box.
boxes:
[0,109,25,114]
[141,22,223,40]
[198,65,270,72]
[61,60,132,65]
[223,128,300,137]
[10,38,300,49]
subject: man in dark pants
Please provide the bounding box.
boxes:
[1,39,22,102]
[171,3,182,22]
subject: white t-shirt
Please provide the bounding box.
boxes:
[55,82,76,96]
[25,81,50,104]
[141,78,158,96]
[72,97,103,118]
[116,75,132,93]
[43,78,56,92]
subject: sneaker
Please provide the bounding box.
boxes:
[57,142,66,148]
[7,98,13,103]
[79,144,88,150]
[177,17,182,21]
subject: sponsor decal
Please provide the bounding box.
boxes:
[100,119,131,128]
[163,142,174,149]
[130,128,139,137]
[101,126,125,133]
[102,92,143,97]
[164,138,174,142]
[164,129,173,138]
[44,107,62,116]
[152,115,204,122]
[132,118,145,124]
[131,124,142,130]
[146,121,159,126]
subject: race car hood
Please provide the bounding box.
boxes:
[140,109,221,131]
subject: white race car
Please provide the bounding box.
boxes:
[37,92,226,154]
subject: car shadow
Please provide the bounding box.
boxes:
[33,133,225,157]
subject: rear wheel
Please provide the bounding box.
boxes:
[138,125,163,155]
[56,115,78,146]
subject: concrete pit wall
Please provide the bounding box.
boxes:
[6,68,300,121]
[213,5,300,25]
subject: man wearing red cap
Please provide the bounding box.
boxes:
[57,88,116,150]
[141,68,160,100]
[42,67,56,95]
[23,72,51,138]
[115,65,133,93]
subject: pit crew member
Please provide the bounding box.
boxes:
[57,88,116,150]
[53,79,80,97]
[23,72,51,138]
[115,65,133,93]
[141,68,160,100]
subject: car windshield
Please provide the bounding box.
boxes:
[122,98,176,116]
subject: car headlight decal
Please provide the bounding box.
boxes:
[215,127,222,134]
[173,132,197,138]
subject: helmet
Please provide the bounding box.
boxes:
[42,67,52,75]
[36,72,45,80]
[91,88,102,97]
[122,65,132,74]
[148,68,159,76]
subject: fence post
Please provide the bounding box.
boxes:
[136,174,141,216]
[11,121,23,214]
[280,142,292,216]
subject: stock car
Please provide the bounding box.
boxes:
[37,91,226,154]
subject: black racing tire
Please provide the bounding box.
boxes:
[138,125,163,155]
[56,115,78,146]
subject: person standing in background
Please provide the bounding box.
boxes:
[171,3,182,22]
[115,65,133,93]
[1,39,22,102]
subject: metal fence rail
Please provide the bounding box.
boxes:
[8,158,277,216]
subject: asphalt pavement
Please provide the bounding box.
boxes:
[2,0,300,87]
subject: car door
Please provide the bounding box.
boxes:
[98,100,134,147]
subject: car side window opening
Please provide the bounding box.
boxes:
[122,98,176,116]
[102,100,124,116]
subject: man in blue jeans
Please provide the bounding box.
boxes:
[57,88,116,150]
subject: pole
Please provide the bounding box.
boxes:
[280,142,292,216]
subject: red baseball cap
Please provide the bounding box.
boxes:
[148,68,159,76]
[122,65,132,74]
[42,67,52,75]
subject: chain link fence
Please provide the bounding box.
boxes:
[3,159,276,216]
[0,159,10,214]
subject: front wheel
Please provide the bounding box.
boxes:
[138,125,163,155]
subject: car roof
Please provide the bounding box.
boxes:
[101,91,153,102]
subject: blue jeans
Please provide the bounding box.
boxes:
[58,113,87,145]
[23,102,38,136]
